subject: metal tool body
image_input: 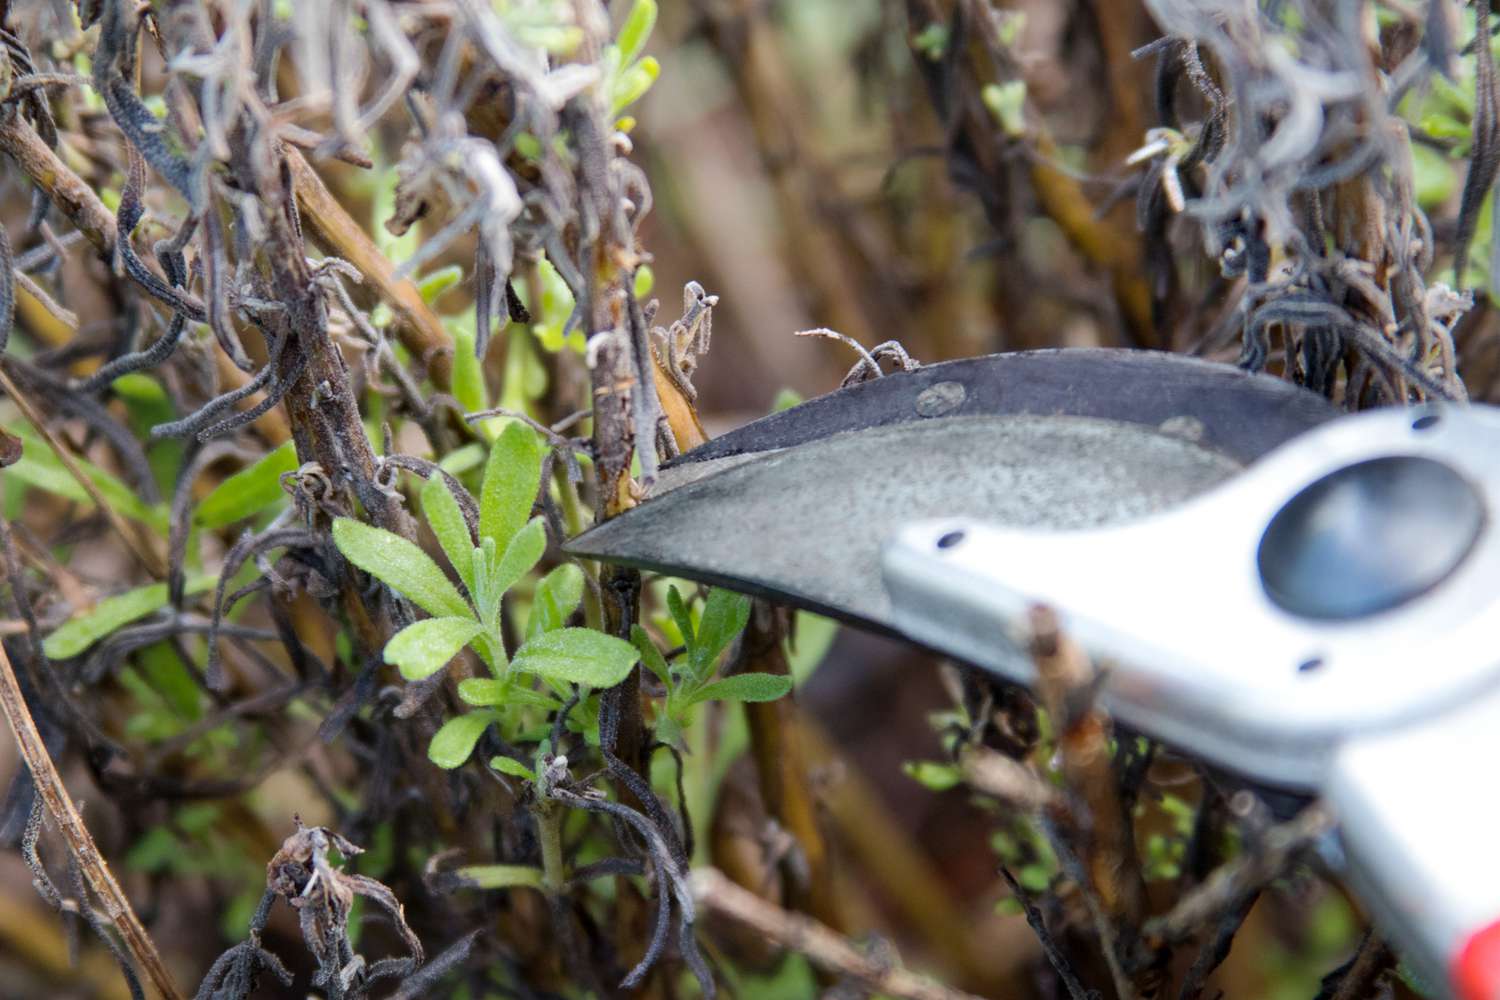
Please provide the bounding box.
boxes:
[577,349,1335,640]
[565,348,1500,998]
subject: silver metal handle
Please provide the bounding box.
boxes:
[1328,685,1500,1000]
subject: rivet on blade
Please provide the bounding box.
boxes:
[915,380,966,417]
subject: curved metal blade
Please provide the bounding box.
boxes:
[669,348,1335,469]
[567,351,1336,636]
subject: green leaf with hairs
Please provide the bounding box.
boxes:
[491,517,546,596]
[489,755,537,782]
[685,672,791,708]
[479,422,545,552]
[458,678,508,706]
[195,441,296,528]
[528,563,584,638]
[690,588,750,679]
[630,625,671,689]
[427,712,492,769]
[421,473,476,591]
[665,585,694,647]
[511,628,639,688]
[332,518,471,619]
[384,616,482,681]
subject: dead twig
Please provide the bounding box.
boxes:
[1144,802,1335,948]
[690,867,987,1000]
[0,639,185,1000]
[0,363,167,578]
[285,148,455,391]
[1029,605,1146,996]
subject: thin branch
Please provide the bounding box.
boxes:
[0,640,185,1000]
[0,363,167,578]
[690,867,986,1000]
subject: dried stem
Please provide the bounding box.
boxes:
[1144,802,1335,947]
[0,363,167,578]
[690,867,986,1000]
[0,640,185,1000]
[1029,605,1146,941]
[285,149,455,390]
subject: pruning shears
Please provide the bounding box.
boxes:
[565,348,1500,1000]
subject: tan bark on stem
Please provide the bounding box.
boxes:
[285,149,455,391]
[0,641,186,1000]
[691,867,987,1000]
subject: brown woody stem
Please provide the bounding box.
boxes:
[0,640,186,1000]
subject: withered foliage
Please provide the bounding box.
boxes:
[0,0,1487,998]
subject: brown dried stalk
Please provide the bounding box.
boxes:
[1143,801,1335,948]
[0,363,167,578]
[1030,604,1148,999]
[691,867,986,1000]
[733,600,842,930]
[0,640,185,1000]
[960,744,1060,813]
[285,149,456,391]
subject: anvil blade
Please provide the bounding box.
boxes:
[566,350,1335,636]
[667,348,1334,467]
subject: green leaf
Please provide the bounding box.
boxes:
[126,827,181,873]
[690,588,750,678]
[902,760,963,792]
[455,863,544,890]
[458,678,508,706]
[982,80,1027,137]
[421,474,476,592]
[5,426,163,529]
[384,616,483,681]
[479,422,545,552]
[685,672,791,707]
[438,442,486,476]
[511,628,639,688]
[489,755,537,781]
[913,22,948,60]
[427,712,492,769]
[1018,863,1051,893]
[630,624,671,689]
[770,387,803,412]
[195,441,297,528]
[448,314,492,435]
[610,56,659,116]
[528,563,584,638]
[139,641,200,720]
[332,518,471,619]
[417,264,464,304]
[616,0,657,66]
[654,713,684,749]
[633,264,654,300]
[528,259,580,353]
[1411,142,1457,210]
[111,372,169,405]
[507,685,564,711]
[666,585,694,648]
[491,517,546,596]
[43,575,215,659]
